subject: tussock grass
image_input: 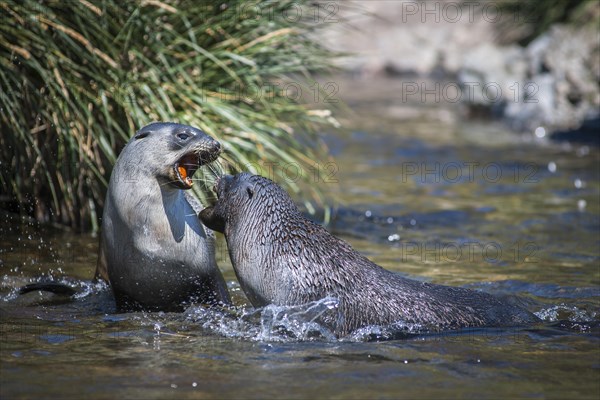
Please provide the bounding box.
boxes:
[1,0,339,231]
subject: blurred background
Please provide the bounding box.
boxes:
[1,1,599,399]
[323,0,599,134]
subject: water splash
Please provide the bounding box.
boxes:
[185,297,434,342]
[0,275,109,303]
[186,297,340,342]
[535,303,598,323]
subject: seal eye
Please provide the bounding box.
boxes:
[246,187,254,199]
[177,133,190,140]
[134,130,150,140]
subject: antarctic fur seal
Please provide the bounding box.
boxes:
[95,122,230,311]
[200,173,538,335]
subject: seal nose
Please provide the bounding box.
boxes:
[202,138,220,156]
[211,140,221,154]
[197,138,222,165]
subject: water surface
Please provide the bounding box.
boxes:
[1,79,599,399]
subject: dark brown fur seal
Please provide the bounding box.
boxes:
[200,173,538,336]
[95,122,230,311]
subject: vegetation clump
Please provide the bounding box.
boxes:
[1,0,338,231]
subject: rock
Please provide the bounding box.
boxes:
[453,25,599,133]
[512,25,600,132]
[504,74,555,131]
[322,2,600,136]
[458,44,527,107]
[321,1,495,76]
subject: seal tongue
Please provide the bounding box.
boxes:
[176,153,200,188]
[178,165,191,186]
[177,165,190,182]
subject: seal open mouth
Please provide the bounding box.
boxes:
[174,153,201,189]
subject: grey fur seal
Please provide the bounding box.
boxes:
[200,173,538,336]
[94,122,230,311]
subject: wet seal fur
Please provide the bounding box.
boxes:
[94,122,230,311]
[200,173,539,336]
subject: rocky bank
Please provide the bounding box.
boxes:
[322,1,600,137]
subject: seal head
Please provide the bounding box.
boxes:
[131,122,221,190]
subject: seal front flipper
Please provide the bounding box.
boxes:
[19,282,77,296]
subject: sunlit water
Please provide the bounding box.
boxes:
[1,79,599,399]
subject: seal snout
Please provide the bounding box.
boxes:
[196,138,221,166]
[214,174,234,198]
[197,139,221,163]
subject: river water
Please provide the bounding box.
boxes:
[1,78,599,399]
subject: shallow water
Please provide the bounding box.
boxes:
[2,79,599,399]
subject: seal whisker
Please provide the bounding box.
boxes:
[207,159,225,176]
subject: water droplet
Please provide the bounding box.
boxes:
[388,234,400,242]
[404,360,408,364]
[364,210,372,218]
[534,126,546,138]
[192,382,197,388]
[547,162,557,173]
[170,384,178,389]
[387,217,394,224]
[574,179,584,189]
[410,219,416,226]
[577,199,586,211]
[577,146,589,157]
